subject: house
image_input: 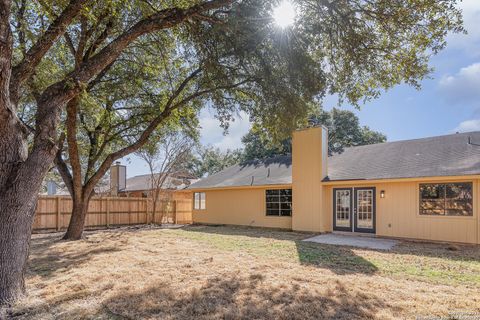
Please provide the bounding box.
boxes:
[109,162,197,202]
[189,127,480,244]
[106,163,197,224]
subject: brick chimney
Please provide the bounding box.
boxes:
[110,161,126,196]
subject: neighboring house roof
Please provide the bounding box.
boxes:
[123,173,198,192]
[189,131,480,189]
[188,155,292,189]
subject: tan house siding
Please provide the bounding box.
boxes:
[191,177,479,244]
[192,186,292,229]
[189,126,480,244]
[324,178,479,244]
[291,127,327,232]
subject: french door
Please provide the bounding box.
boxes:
[333,187,375,233]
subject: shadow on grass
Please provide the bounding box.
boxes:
[27,233,121,279]
[181,225,378,275]
[184,224,480,264]
[102,274,394,320]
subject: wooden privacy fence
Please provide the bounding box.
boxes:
[33,196,193,231]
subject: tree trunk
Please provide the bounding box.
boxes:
[0,192,37,306]
[63,194,91,240]
[152,190,159,225]
[0,122,42,306]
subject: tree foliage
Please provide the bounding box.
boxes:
[241,108,387,161]
[188,146,242,177]
[0,0,464,304]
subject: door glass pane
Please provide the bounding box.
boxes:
[335,190,350,227]
[356,190,373,229]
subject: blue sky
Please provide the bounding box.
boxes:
[124,0,480,177]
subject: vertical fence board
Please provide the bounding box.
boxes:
[33,195,192,231]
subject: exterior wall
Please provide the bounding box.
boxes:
[324,178,480,244]
[189,126,480,244]
[291,126,329,232]
[190,176,479,244]
[192,186,292,229]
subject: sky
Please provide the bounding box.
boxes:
[124,0,480,177]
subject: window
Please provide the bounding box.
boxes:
[266,189,292,216]
[194,192,206,210]
[419,183,473,216]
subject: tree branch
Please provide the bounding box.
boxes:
[37,0,232,115]
[54,133,74,196]
[83,70,252,196]
[82,67,203,195]
[20,0,232,196]
[64,32,77,57]
[10,0,89,104]
[65,97,83,199]
[0,0,13,120]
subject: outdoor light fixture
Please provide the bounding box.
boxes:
[380,190,385,198]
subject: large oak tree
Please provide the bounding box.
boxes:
[0,0,463,306]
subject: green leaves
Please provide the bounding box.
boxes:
[12,0,462,182]
[187,146,243,177]
[240,108,387,161]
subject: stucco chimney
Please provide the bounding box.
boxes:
[110,161,126,196]
[291,126,328,232]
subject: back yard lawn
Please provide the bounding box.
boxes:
[7,225,480,319]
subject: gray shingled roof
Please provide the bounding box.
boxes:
[188,155,292,189]
[188,131,480,189]
[326,131,480,181]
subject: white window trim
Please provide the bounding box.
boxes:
[194,192,206,210]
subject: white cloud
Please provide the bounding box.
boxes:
[454,119,480,133]
[447,0,480,56]
[199,110,251,151]
[439,62,480,104]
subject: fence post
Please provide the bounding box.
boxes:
[145,198,149,225]
[56,197,61,231]
[174,200,178,224]
[136,199,140,224]
[106,198,110,228]
[128,200,131,225]
[151,198,155,225]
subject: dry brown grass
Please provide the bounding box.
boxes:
[6,225,480,319]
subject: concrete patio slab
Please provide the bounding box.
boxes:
[303,233,398,250]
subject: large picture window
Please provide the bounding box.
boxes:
[419,183,473,216]
[266,189,292,216]
[194,192,206,210]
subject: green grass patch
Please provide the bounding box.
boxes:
[168,225,480,287]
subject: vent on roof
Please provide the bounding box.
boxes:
[468,136,480,146]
